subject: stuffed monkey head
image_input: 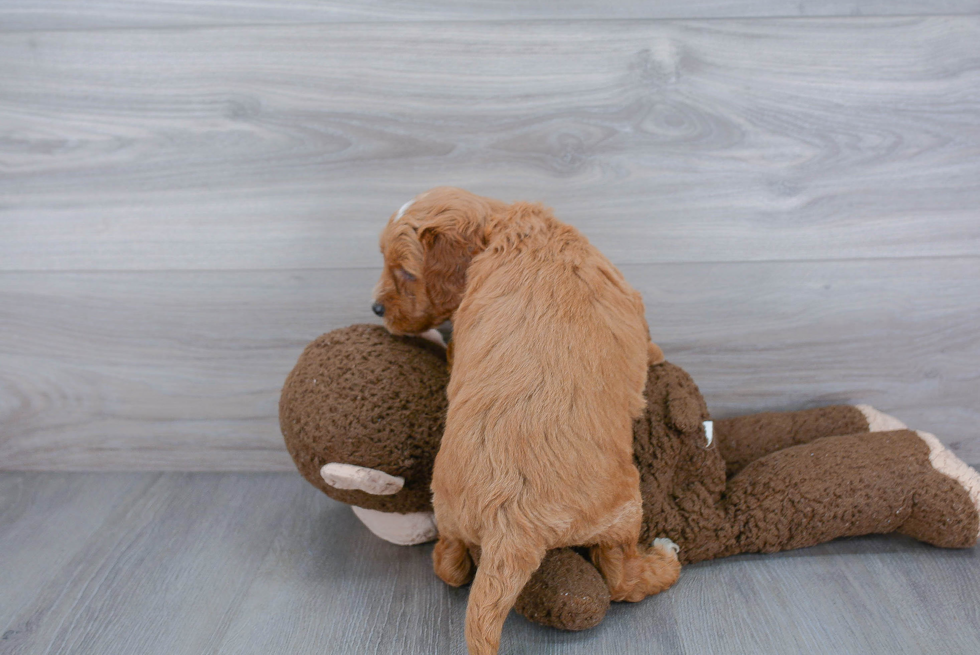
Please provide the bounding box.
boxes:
[280,324,448,518]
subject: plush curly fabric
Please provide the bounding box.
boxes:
[715,406,870,478]
[280,324,447,514]
[635,362,979,563]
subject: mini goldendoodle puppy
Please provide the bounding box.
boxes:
[373,187,679,655]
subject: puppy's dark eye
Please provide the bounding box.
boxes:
[397,268,417,282]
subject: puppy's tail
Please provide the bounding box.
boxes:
[465,533,545,655]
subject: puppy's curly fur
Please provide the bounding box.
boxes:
[374,187,679,655]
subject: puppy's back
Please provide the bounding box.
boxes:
[433,203,649,542]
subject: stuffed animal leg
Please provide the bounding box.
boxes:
[714,404,894,477]
[717,428,980,557]
[708,405,980,554]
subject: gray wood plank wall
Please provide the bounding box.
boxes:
[3,2,980,31]
[1,5,978,469]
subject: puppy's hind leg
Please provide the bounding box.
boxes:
[590,502,681,602]
[433,533,474,587]
[592,539,680,602]
[465,533,546,655]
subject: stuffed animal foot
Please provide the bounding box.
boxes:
[897,430,980,548]
[592,539,681,602]
[855,405,908,432]
[514,549,611,631]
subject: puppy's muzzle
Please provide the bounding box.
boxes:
[372,302,385,317]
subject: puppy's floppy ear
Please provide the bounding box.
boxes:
[418,210,483,313]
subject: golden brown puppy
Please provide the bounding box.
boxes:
[373,187,679,655]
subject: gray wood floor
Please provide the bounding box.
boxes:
[1,472,978,655]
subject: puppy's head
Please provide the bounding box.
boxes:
[373,187,501,335]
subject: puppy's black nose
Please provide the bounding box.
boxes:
[372,302,385,317]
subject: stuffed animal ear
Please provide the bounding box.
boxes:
[663,368,709,434]
[320,463,404,495]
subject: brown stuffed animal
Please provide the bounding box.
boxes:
[280,324,980,631]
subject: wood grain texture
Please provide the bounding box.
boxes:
[2,18,979,271]
[0,473,159,634]
[2,472,979,654]
[2,1,979,31]
[0,472,302,655]
[2,258,977,471]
